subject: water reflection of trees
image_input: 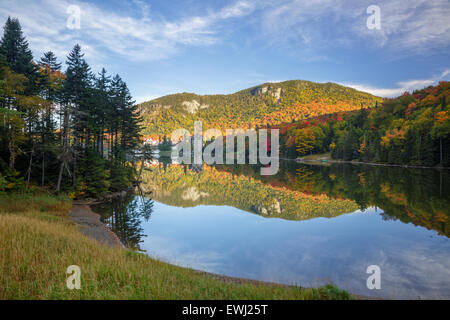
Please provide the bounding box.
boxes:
[93,190,154,250]
[142,159,449,237]
[251,161,450,237]
[181,160,449,237]
[142,162,359,220]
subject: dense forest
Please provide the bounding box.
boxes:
[0,17,142,197]
[138,80,382,137]
[278,82,450,167]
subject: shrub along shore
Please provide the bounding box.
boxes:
[0,191,353,300]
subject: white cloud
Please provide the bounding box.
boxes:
[258,0,450,56]
[342,84,411,98]
[135,94,160,104]
[1,0,447,66]
[0,0,255,63]
[342,69,450,97]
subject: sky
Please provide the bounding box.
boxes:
[0,0,449,103]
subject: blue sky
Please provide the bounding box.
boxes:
[0,0,449,103]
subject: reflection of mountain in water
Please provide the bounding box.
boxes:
[142,160,450,237]
[140,163,359,221]
[222,161,450,237]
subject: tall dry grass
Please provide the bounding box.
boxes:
[0,193,352,300]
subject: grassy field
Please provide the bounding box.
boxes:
[0,192,353,300]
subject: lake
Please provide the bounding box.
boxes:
[92,159,450,299]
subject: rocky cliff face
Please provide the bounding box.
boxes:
[251,85,283,100]
[253,198,283,216]
[181,187,210,201]
[181,100,210,114]
[140,99,209,115]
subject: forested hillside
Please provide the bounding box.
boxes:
[138,80,382,137]
[279,82,450,167]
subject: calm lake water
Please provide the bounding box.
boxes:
[93,159,450,299]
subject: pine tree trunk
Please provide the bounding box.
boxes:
[41,153,45,187]
[26,145,34,189]
[100,129,104,158]
[41,132,45,187]
[9,128,15,170]
[73,151,76,187]
[56,161,64,192]
[115,129,118,159]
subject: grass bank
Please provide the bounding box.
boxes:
[0,192,353,300]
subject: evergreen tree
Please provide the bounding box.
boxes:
[37,51,63,186]
[64,44,93,141]
[119,80,141,153]
[0,18,45,173]
[0,17,38,93]
[93,68,111,156]
[0,18,146,196]
[39,51,61,72]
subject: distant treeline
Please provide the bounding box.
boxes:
[0,17,142,197]
[278,82,450,167]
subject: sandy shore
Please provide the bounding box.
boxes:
[70,201,124,248]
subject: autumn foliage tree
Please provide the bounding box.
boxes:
[277,82,450,167]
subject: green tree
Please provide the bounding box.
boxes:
[295,128,315,156]
[0,17,39,94]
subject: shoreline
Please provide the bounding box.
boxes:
[70,201,124,248]
[69,202,286,287]
[70,202,296,288]
[0,192,353,299]
[70,201,374,299]
[281,157,450,170]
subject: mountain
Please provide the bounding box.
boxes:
[138,80,383,137]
